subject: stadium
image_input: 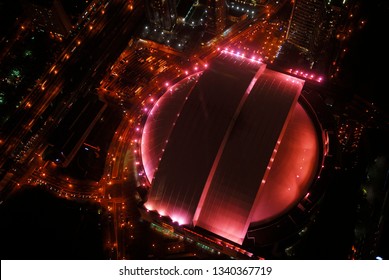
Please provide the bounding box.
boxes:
[138,51,331,255]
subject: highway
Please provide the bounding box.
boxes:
[0,0,144,199]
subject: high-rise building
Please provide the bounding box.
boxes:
[206,0,227,35]
[145,0,177,31]
[286,0,325,57]
[325,0,358,78]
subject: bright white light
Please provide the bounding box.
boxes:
[221,49,262,63]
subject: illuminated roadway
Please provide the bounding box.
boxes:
[0,0,143,199]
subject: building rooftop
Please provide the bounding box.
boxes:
[141,54,321,244]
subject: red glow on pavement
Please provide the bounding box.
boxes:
[146,201,190,225]
[171,215,186,225]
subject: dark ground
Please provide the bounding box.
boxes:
[0,186,105,259]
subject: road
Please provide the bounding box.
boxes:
[0,0,144,200]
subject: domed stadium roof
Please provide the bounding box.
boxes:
[141,55,321,244]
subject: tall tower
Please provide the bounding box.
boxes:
[286,0,325,58]
[145,0,177,31]
[206,0,227,35]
